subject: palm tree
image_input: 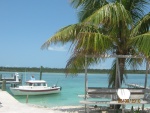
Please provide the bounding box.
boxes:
[41,0,150,88]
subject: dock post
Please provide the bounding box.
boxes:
[26,95,29,103]
[2,80,6,91]
[40,66,43,80]
[0,74,2,81]
[20,74,23,85]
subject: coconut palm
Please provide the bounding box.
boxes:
[41,0,150,88]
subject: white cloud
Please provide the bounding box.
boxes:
[48,45,67,52]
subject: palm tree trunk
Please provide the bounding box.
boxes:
[111,57,126,109]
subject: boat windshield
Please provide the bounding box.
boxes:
[28,83,46,86]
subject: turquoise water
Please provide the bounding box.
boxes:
[1,72,150,108]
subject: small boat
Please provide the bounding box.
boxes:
[10,80,62,95]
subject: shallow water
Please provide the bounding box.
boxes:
[1,72,150,108]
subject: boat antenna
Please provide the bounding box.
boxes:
[56,79,59,86]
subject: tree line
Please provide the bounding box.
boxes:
[0,66,146,74]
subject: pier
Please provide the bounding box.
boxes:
[0,73,22,90]
[0,72,22,82]
[126,83,150,89]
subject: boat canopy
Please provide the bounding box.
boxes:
[26,80,46,84]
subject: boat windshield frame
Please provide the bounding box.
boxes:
[26,80,47,86]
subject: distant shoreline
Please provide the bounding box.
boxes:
[0,66,146,74]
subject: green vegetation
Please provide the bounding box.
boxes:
[0,66,146,74]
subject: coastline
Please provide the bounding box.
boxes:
[1,90,150,113]
[0,67,146,74]
[1,72,150,113]
[0,90,86,113]
[29,104,150,113]
[0,90,69,113]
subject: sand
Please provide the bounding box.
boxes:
[0,90,150,113]
[0,90,86,113]
[0,90,62,113]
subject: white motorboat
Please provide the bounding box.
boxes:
[10,80,61,95]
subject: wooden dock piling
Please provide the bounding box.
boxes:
[26,95,29,103]
[2,80,6,91]
[0,74,2,81]
[40,66,43,80]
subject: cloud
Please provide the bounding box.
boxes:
[48,45,67,52]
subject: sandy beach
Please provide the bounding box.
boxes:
[0,90,150,113]
[0,90,113,113]
[0,90,60,113]
[0,90,86,113]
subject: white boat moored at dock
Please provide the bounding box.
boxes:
[10,80,62,95]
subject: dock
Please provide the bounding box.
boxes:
[0,73,22,87]
[126,83,150,89]
[0,81,21,84]
[0,90,62,113]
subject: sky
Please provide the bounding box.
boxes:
[0,1,148,69]
[0,0,78,68]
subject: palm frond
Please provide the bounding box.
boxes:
[126,57,143,70]
[76,0,108,22]
[83,3,132,28]
[131,13,150,36]
[65,55,85,75]
[65,52,101,75]
[41,23,99,50]
[122,0,149,23]
[70,0,108,9]
[108,58,127,88]
[74,32,113,55]
[41,24,76,49]
[129,32,150,57]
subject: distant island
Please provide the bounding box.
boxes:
[0,66,146,74]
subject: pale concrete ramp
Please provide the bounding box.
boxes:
[0,90,63,113]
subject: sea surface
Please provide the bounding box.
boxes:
[1,72,150,108]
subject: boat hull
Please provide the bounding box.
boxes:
[10,87,61,95]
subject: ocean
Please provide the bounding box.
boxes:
[1,72,150,108]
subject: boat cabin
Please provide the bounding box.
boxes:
[26,80,47,87]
